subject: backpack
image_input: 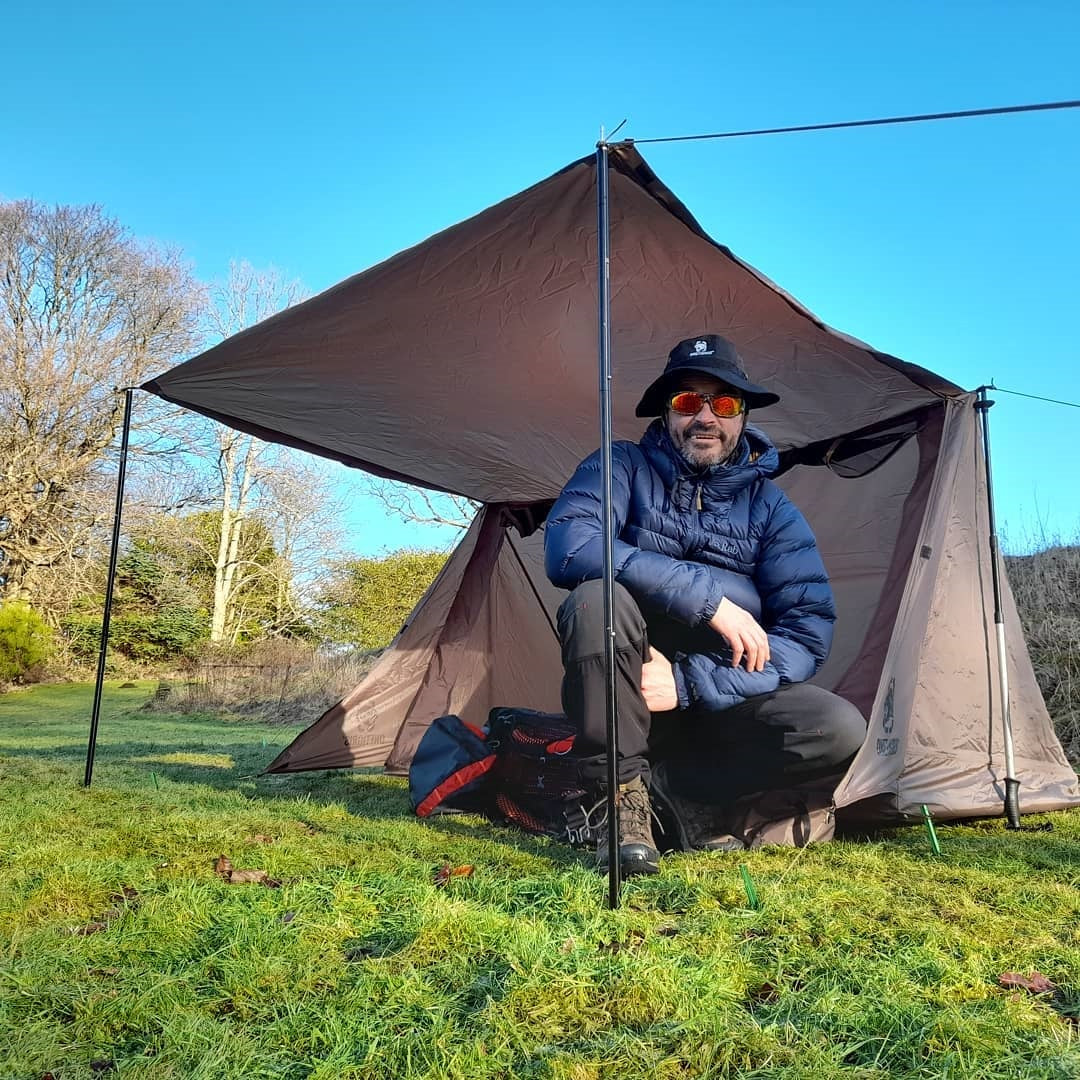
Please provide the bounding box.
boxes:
[409,708,606,847]
[732,784,837,849]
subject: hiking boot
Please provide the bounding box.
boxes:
[677,794,747,852]
[595,775,660,876]
[650,761,746,853]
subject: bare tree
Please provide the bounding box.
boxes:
[363,477,479,531]
[199,261,342,644]
[258,454,348,633]
[0,200,202,605]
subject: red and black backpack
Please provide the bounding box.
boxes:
[408,708,605,847]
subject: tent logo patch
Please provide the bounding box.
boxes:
[876,678,898,755]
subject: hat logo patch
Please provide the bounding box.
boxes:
[693,340,709,353]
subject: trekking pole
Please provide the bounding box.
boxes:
[596,136,621,907]
[974,387,1021,828]
[85,387,135,788]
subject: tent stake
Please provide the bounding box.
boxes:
[85,387,134,788]
[974,387,1020,828]
[596,139,621,907]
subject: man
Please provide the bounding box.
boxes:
[544,333,866,875]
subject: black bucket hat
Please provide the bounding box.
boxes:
[635,333,780,417]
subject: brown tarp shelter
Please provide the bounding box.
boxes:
[143,145,1080,823]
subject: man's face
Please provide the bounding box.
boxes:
[664,375,747,468]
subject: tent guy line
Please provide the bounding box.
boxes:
[625,98,1080,144]
[988,384,1080,410]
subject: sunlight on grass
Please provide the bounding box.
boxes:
[131,752,236,768]
[1,683,1078,1079]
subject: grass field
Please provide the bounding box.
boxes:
[1,683,1078,1079]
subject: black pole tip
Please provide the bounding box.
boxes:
[1004,777,1021,830]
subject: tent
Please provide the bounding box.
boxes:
[143,144,1080,824]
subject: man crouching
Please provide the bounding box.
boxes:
[544,333,866,875]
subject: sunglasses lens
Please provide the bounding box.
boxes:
[711,395,742,418]
[668,392,743,417]
[669,391,705,415]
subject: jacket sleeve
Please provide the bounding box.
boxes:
[753,487,836,684]
[673,652,781,711]
[544,447,726,627]
[673,487,834,711]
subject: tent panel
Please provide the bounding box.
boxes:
[776,418,933,710]
[833,397,978,811]
[877,750,1080,821]
[835,398,1080,817]
[826,406,945,716]
[143,148,952,505]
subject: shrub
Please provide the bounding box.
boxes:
[62,609,209,664]
[146,638,377,724]
[317,549,449,651]
[1006,544,1080,764]
[0,603,56,684]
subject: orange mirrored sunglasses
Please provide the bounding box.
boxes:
[667,390,745,418]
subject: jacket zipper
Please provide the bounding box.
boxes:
[694,483,703,511]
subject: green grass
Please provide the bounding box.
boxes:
[1,683,1078,1079]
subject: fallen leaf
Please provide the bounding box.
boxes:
[69,886,141,936]
[227,869,281,888]
[89,967,121,978]
[279,911,296,925]
[750,981,781,1005]
[245,834,275,844]
[433,864,475,888]
[597,930,646,955]
[213,854,280,887]
[70,921,109,936]
[560,938,576,953]
[999,971,1058,994]
[89,1060,115,1074]
[656,924,680,937]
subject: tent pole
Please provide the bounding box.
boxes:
[974,386,1020,828]
[596,138,621,907]
[85,387,134,788]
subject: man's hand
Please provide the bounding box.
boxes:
[641,646,679,712]
[708,597,771,672]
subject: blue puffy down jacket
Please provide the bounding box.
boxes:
[544,420,835,712]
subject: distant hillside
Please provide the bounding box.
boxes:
[1006,545,1080,764]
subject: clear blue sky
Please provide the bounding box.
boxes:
[6,1,1078,554]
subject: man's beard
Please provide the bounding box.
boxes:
[671,419,744,469]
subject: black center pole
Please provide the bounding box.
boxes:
[595,139,621,908]
[84,387,135,788]
[974,386,1020,828]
